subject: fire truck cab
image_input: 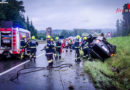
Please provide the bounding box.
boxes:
[0,28,30,59]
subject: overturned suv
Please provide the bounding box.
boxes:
[90,36,116,61]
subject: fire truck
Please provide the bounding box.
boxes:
[0,28,31,59]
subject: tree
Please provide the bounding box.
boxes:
[122,3,130,36]
[60,30,68,38]
[0,0,38,38]
[116,19,122,36]
[114,3,130,37]
[6,0,25,12]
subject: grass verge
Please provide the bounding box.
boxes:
[84,36,130,89]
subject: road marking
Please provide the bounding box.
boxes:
[0,60,30,77]
[0,53,45,77]
[36,53,45,58]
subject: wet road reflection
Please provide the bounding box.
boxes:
[0,44,95,90]
[0,58,26,73]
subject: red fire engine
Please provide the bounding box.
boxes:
[0,28,30,59]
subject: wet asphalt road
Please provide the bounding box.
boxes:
[0,44,95,90]
[0,57,26,73]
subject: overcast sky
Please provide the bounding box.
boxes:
[21,0,130,30]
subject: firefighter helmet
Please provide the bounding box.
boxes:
[22,35,26,38]
[76,35,80,39]
[47,35,51,39]
[83,37,87,40]
[55,37,59,40]
[51,38,54,41]
[32,36,35,39]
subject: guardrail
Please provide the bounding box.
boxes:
[36,40,46,44]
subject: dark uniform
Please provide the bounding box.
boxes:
[51,40,55,54]
[81,40,89,58]
[44,40,54,67]
[55,40,62,59]
[29,39,38,59]
[26,39,31,56]
[87,34,95,47]
[20,38,26,59]
[20,38,26,49]
[51,40,55,60]
[74,39,81,62]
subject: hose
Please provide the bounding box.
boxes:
[10,63,72,81]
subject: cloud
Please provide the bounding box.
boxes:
[22,0,130,30]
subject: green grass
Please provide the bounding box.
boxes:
[84,36,130,89]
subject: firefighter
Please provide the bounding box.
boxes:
[74,35,81,62]
[68,38,73,52]
[20,35,26,48]
[100,33,106,41]
[29,36,38,60]
[20,35,27,59]
[51,38,55,60]
[81,37,90,59]
[87,34,95,46]
[55,37,62,59]
[51,38,54,44]
[26,38,31,57]
[41,35,54,68]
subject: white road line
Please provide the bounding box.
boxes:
[0,53,45,77]
[36,53,45,58]
[0,60,30,77]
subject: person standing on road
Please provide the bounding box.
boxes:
[51,38,55,60]
[81,37,90,59]
[26,38,31,57]
[29,36,38,60]
[55,37,62,59]
[74,35,81,62]
[20,35,26,49]
[20,35,27,59]
[68,38,73,52]
[41,35,54,68]
[100,33,106,41]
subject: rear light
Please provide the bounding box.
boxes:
[110,53,114,57]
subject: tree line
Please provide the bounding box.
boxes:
[114,4,130,37]
[37,29,101,40]
[0,0,37,38]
